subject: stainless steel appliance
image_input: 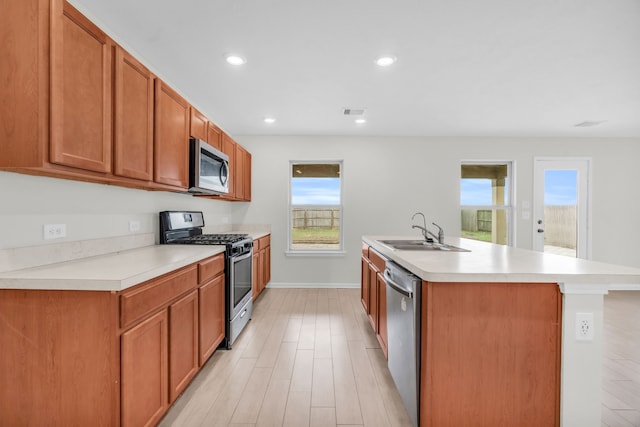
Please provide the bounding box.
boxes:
[188,138,229,195]
[159,211,252,349]
[384,261,421,427]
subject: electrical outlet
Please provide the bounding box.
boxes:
[129,220,141,232]
[43,224,66,240]
[576,312,594,341]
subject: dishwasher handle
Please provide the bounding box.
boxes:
[384,269,414,299]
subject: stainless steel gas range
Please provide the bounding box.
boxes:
[159,211,252,349]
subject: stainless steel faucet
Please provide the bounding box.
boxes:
[411,212,445,244]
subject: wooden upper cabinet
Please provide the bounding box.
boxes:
[190,107,207,140]
[207,122,222,150]
[0,0,47,168]
[221,133,237,199]
[244,150,252,201]
[114,46,154,181]
[154,80,189,189]
[235,144,246,201]
[49,0,112,173]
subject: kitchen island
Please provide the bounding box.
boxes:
[363,236,640,427]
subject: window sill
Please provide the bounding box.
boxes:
[285,250,347,257]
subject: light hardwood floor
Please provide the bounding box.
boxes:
[602,291,640,427]
[159,288,413,427]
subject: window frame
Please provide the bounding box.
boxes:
[286,160,345,256]
[460,160,515,247]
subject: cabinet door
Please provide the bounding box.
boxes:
[190,107,207,140]
[199,274,225,365]
[421,282,561,427]
[154,80,189,188]
[235,144,246,201]
[207,122,222,150]
[367,263,378,331]
[221,133,237,198]
[376,271,388,359]
[264,244,271,286]
[50,0,112,173]
[259,248,268,293]
[169,290,199,402]
[361,256,370,313]
[114,46,154,181]
[121,310,168,427]
[244,150,252,201]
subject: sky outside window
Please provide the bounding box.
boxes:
[291,178,340,205]
[460,179,509,205]
[544,170,577,205]
[461,171,577,206]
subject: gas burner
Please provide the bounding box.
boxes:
[175,234,249,245]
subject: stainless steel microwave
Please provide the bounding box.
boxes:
[188,138,229,195]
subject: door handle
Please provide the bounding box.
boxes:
[537,228,545,233]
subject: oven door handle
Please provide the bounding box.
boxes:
[232,250,253,263]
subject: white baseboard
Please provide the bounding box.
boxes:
[266,282,359,289]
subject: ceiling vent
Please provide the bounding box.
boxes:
[574,120,607,127]
[343,108,365,116]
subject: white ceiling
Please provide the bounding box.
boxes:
[72,0,640,138]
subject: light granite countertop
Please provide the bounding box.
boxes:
[0,230,270,292]
[363,235,640,290]
[0,244,225,291]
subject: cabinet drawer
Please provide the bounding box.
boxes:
[253,239,260,252]
[369,248,386,272]
[198,253,225,284]
[120,266,197,330]
[260,235,270,247]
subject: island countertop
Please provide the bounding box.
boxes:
[363,235,640,289]
[0,244,225,291]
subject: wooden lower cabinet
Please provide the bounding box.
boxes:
[198,274,225,364]
[367,262,378,330]
[0,254,225,427]
[420,281,562,427]
[168,290,199,402]
[360,244,388,359]
[360,255,370,312]
[121,310,168,427]
[0,290,119,426]
[252,235,271,299]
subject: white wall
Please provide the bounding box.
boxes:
[0,171,233,249]
[3,136,639,284]
[234,135,640,286]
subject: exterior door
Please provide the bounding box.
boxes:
[533,158,591,259]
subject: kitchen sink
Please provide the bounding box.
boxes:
[378,239,470,252]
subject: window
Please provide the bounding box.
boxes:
[460,162,513,245]
[288,161,343,253]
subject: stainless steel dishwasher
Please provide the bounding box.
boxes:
[384,260,421,427]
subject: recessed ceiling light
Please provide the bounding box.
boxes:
[264,117,276,124]
[355,118,367,124]
[375,55,397,67]
[225,54,246,65]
